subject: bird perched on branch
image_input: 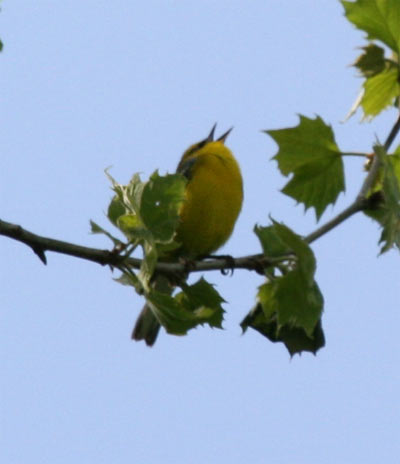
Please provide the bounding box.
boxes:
[132,124,243,345]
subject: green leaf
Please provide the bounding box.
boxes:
[99,170,187,301]
[105,169,186,245]
[256,282,276,320]
[256,221,317,281]
[274,273,324,336]
[243,222,324,354]
[125,173,146,216]
[364,145,400,252]
[254,224,291,257]
[241,306,325,356]
[361,65,400,119]
[147,291,192,335]
[114,269,144,294]
[89,220,123,245]
[267,115,345,220]
[107,195,127,226]
[140,172,186,242]
[176,278,225,329]
[0,39,3,52]
[105,168,127,195]
[253,266,323,340]
[353,43,386,77]
[138,239,158,292]
[146,278,225,335]
[268,116,339,175]
[272,221,316,281]
[117,214,149,242]
[342,0,400,52]
[114,272,138,287]
[106,170,145,217]
[379,210,400,253]
[377,147,400,252]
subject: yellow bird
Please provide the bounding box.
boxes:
[132,124,243,345]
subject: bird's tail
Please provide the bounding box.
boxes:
[131,304,161,346]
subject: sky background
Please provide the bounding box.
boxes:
[1,1,400,463]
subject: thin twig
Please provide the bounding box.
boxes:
[383,113,400,151]
[305,202,364,244]
[305,112,400,244]
[357,148,381,201]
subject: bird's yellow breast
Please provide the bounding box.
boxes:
[176,141,243,257]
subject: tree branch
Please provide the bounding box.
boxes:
[0,219,132,267]
[0,218,275,274]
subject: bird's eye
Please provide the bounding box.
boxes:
[197,140,206,149]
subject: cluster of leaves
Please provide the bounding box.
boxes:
[91,0,400,355]
[91,171,226,337]
[244,0,400,353]
[343,0,400,119]
[244,0,400,354]
[241,222,324,355]
[341,0,400,250]
[242,116,343,355]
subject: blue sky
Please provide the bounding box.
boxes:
[1,1,400,463]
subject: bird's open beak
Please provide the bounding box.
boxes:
[206,123,217,142]
[217,127,233,144]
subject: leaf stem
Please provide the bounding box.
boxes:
[340,152,369,158]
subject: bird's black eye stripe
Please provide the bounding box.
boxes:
[184,140,207,157]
